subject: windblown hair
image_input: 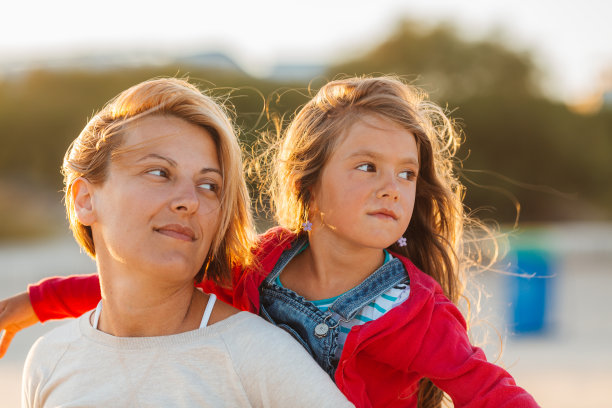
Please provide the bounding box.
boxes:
[260,76,473,408]
[63,78,255,286]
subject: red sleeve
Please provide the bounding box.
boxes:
[197,276,235,306]
[199,228,294,314]
[28,264,254,322]
[411,294,539,407]
[197,263,262,313]
[27,274,101,322]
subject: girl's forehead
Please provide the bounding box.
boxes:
[334,115,418,158]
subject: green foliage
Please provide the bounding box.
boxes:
[0,67,307,186]
[331,21,538,102]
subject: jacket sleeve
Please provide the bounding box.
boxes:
[29,271,238,323]
[410,293,539,407]
[197,276,235,306]
[28,274,101,322]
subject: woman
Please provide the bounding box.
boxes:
[20,78,352,407]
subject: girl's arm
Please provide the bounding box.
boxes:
[0,274,101,358]
[30,268,249,320]
[0,270,245,359]
[0,292,39,358]
[411,294,539,407]
[18,267,243,324]
[28,274,101,321]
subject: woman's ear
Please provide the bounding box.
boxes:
[72,178,97,226]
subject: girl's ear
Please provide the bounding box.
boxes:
[307,183,319,212]
[72,178,97,226]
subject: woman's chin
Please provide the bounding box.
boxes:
[129,256,201,284]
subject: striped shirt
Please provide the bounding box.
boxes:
[275,251,410,361]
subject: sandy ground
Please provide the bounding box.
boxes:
[1,223,611,407]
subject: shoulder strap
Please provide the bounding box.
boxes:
[200,294,217,328]
[92,300,103,329]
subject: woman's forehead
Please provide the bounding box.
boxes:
[111,115,220,167]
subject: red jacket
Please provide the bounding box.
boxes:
[29,227,538,407]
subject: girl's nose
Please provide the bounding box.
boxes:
[376,174,400,201]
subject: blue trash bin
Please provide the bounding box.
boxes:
[507,246,554,335]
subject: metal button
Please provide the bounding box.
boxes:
[314,323,329,338]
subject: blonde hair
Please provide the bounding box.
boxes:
[63,78,255,285]
[262,76,471,408]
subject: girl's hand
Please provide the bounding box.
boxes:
[0,292,39,358]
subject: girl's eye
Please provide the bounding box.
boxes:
[399,170,416,180]
[356,163,376,172]
[147,169,168,178]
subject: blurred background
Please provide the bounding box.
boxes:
[1,0,610,406]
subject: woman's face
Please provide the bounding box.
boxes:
[82,115,222,284]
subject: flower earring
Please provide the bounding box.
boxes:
[302,220,312,232]
[397,237,407,247]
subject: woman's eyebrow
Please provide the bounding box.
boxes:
[137,153,177,167]
[200,167,222,176]
[137,153,222,175]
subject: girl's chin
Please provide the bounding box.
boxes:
[350,238,400,252]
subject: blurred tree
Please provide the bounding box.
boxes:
[0,67,308,238]
[1,19,611,240]
[331,21,539,102]
[328,19,612,222]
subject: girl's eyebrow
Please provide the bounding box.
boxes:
[347,150,419,166]
[137,153,222,175]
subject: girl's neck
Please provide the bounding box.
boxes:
[282,229,385,300]
[96,267,206,337]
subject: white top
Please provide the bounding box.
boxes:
[22,310,353,408]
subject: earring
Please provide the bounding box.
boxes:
[302,220,312,232]
[397,237,407,247]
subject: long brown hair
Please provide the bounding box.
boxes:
[259,76,476,407]
[63,78,255,286]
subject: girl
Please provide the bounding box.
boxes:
[0,76,537,407]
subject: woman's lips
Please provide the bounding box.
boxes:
[155,224,196,242]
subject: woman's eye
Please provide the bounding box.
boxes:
[198,182,218,192]
[147,169,168,178]
[356,163,376,172]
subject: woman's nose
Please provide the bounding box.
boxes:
[170,181,199,214]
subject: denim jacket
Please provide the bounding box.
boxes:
[258,235,408,378]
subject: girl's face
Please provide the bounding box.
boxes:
[81,115,223,283]
[310,114,418,250]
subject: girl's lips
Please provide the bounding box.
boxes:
[368,209,398,220]
[155,224,196,242]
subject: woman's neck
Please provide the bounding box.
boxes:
[96,266,206,337]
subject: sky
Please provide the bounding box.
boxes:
[1,0,610,102]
